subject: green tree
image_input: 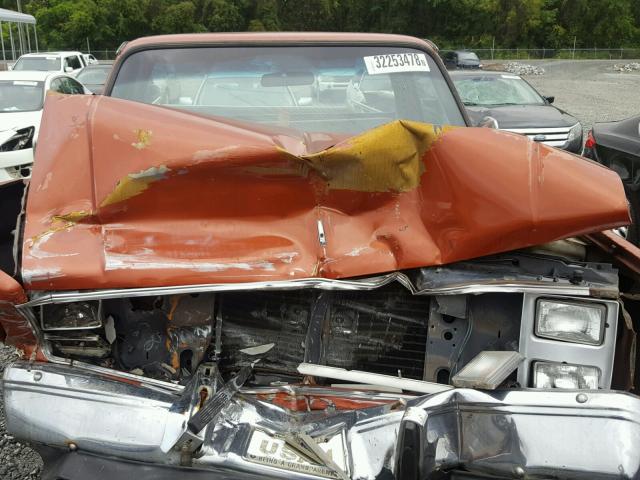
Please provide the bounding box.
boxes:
[204,0,246,32]
[11,0,640,51]
[249,0,279,30]
[151,1,206,34]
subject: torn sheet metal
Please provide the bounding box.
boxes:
[22,94,630,290]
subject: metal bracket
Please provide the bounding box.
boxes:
[317,220,327,246]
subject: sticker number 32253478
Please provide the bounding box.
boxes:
[364,53,430,75]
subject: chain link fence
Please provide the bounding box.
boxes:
[441,48,640,61]
[88,49,118,61]
[2,46,639,64]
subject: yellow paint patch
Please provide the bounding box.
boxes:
[28,210,92,249]
[27,223,72,250]
[51,210,91,224]
[288,120,454,193]
[100,166,170,207]
[132,129,153,150]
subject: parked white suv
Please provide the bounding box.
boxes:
[11,51,86,75]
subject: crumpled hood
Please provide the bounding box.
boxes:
[21,94,629,290]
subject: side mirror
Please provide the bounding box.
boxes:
[65,66,73,73]
[477,116,499,129]
[545,96,555,104]
[7,64,13,71]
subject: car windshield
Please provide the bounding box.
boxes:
[457,52,479,62]
[111,46,465,135]
[0,80,44,111]
[77,67,110,85]
[13,56,61,71]
[453,74,545,106]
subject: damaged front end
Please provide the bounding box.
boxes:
[6,361,640,480]
[4,251,640,479]
[2,53,640,477]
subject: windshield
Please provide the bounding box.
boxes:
[0,80,44,111]
[77,67,110,85]
[453,74,545,106]
[13,56,61,71]
[457,52,479,62]
[111,46,465,135]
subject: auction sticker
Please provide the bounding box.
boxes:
[244,429,348,478]
[364,53,430,75]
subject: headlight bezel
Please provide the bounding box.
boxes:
[517,293,619,390]
[534,298,606,346]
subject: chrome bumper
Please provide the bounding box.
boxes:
[3,361,640,479]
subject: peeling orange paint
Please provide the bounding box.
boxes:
[131,128,153,150]
[27,209,92,253]
[100,165,170,207]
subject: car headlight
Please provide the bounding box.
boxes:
[567,122,582,143]
[535,299,605,345]
[533,361,600,389]
[41,301,102,331]
[0,126,35,152]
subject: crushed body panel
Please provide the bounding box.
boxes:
[21,94,630,290]
[4,360,640,479]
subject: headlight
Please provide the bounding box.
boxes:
[533,362,600,389]
[41,301,102,331]
[535,299,605,345]
[567,122,582,143]
[0,126,35,152]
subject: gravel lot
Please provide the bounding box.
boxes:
[0,59,639,479]
[0,346,42,479]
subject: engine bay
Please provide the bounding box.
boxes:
[35,250,622,394]
[44,286,490,386]
[5,250,637,479]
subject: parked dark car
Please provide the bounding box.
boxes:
[75,63,112,94]
[442,50,482,69]
[583,115,640,243]
[451,70,583,152]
